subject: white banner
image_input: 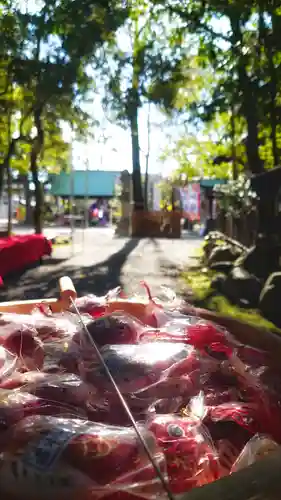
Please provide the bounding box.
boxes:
[153,184,161,211]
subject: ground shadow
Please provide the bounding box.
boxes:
[0,257,70,283]
[0,238,140,302]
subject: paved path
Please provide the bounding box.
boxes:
[0,227,202,302]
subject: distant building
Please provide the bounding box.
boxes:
[49,170,121,199]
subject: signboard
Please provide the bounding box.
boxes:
[180,184,201,221]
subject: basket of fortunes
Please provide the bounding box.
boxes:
[0,278,280,500]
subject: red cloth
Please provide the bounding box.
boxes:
[0,235,52,283]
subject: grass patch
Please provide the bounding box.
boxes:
[182,267,281,333]
[182,268,215,301]
[189,245,205,260]
[209,295,280,332]
[51,236,71,247]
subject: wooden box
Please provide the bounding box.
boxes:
[131,210,181,238]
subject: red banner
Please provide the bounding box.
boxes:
[180,184,201,221]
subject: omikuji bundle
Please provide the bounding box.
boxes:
[0,283,280,499]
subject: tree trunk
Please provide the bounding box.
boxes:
[239,69,262,174]
[7,162,12,236]
[30,108,44,234]
[30,155,44,234]
[0,139,17,197]
[144,104,151,210]
[0,167,5,197]
[267,51,279,166]
[230,100,238,180]
[24,176,33,225]
[129,20,144,212]
[230,16,263,174]
[258,5,279,166]
[266,26,279,166]
[129,104,144,210]
[6,110,12,236]
[144,160,149,211]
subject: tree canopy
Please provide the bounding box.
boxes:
[0,0,128,231]
[1,0,281,226]
[157,0,281,181]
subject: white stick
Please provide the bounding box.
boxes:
[69,134,75,257]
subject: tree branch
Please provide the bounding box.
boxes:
[167,6,230,43]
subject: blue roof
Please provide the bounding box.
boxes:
[199,179,227,188]
[50,170,121,197]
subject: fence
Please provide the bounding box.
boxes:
[215,208,258,248]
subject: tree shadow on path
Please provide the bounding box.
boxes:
[0,238,141,301]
